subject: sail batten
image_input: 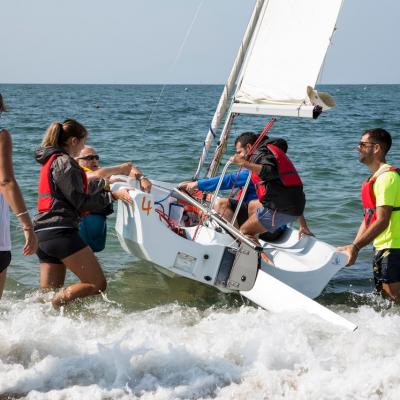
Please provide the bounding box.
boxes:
[231,103,315,119]
[235,0,343,108]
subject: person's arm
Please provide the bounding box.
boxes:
[0,129,37,255]
[54,159,132,212]
[198,176,223,191]
[337,206,391,266]
[354,206,392,248]
[353,219,368,244]
[337,172,398,266]
[89,162,151,193]
[230,153,276,180]
[230,154,262,175]
[200,171,250,191]
[298,215,314,238]
[180,170,250,193]
[179,175,231,192]
[87,163,132,179]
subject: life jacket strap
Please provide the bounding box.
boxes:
[364,207,400,213]
[364,206,400,226]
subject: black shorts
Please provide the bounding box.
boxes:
[373,248,400,289]
[0,251,11,273]
[228,199,249,226]
[36,228,88,264]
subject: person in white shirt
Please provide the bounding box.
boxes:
[0,93,38,298]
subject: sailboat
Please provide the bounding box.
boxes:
[111,0,357,331]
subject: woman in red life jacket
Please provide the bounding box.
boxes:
[0,93,37,299]
[230,134,311,242]
[34,119,132,308]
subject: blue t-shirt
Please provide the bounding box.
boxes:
[197,169,257,202]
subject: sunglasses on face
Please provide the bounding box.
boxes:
[358,141,378,148]
[78,155,100,161]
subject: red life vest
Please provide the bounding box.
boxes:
[250,144,303,202]
[361,166,400,227]
[37,153,88,213]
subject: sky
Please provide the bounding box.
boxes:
[1,0,399,84]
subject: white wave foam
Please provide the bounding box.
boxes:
[0,294,400,400]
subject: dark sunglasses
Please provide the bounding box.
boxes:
[358,141,378,148]
[78,155,100,161]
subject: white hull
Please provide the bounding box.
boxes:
[112,179,350,309]
[117,195,345,299]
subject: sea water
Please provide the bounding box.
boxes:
[0,84,399,399]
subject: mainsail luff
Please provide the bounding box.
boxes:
[192,0,265,180]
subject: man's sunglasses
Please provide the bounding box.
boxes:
[78,155,100,161]
[358,141,378,148]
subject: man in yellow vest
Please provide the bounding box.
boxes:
[337,128,400,302]
[76,145,151,251]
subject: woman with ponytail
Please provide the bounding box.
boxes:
[34,119,131,307]
[0,93,38,299]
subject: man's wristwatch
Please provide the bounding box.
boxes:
[135,173,148,181]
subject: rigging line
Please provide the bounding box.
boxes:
[141,0,205,136]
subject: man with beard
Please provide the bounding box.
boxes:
[179,132,310,241]
[230,132,311,242]
[179,132,259,227]
[337,128,400,302]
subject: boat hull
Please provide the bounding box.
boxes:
[113,178,347,299]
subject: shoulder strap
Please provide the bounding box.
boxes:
[369,166,399,184]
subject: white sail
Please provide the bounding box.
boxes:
[234,0,342,115]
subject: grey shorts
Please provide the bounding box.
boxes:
[256,207,298,232]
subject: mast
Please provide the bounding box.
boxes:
[192,0,265,180]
